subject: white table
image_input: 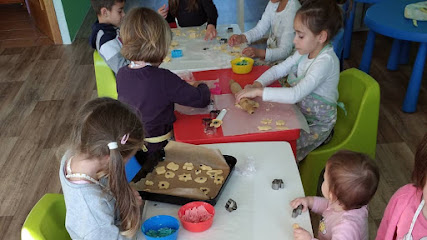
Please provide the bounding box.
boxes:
[161,24,243,73]
[141,142,312,239]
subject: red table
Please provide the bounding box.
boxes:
[173,66,300,156]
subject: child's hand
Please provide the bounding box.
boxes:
[293,227,312,240]
[235,88,263,103]
[290,197,310,212]
[228,34,247,46]
[242,47,266,59]
[244,81,263,89]
[205,24,217,40]
[132,188,143,207]
[157,4,168,18]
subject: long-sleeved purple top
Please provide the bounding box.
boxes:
[117,65,211,152]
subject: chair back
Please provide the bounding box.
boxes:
[299,68,380,196]
[93,51,118,99]
[22,194,71,240]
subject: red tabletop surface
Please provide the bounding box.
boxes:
[173,66,300,156]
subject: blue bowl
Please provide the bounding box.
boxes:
[142,215,180,240]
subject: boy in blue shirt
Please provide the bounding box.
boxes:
[89,0,129,74]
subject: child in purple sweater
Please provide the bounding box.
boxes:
[291,150,380,240]
[116,7,211,175]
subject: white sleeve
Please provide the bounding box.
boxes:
[265,0,299,62]
[255,51,300,87]
[243,2,275,44]
[262,54,333,104]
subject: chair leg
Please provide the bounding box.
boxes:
[387,39,401,71]
[402,42,427,113]
[359,30,376,74]
[343,1,356,59]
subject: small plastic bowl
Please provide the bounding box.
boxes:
[178,201,215,232]
[142,215,179,240]
[231,57,254,74]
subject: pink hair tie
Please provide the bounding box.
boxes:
[121,133,129,145]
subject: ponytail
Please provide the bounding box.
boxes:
[108,148,140,237]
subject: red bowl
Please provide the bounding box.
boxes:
[178,201,215,232]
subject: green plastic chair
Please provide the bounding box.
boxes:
[299,68,380,196]
[93,50,118,99]
[21,194,71,240]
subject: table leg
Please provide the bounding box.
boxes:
[359,30,376,74]
[387,39,401,71]
[399,41,410,65]
[402,42,427,113]
[343,1,356,59]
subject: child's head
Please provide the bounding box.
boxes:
[412,133,427,191]
[120,7,171,64]
[322,150,380,210]
[293,0,343,55]
[91,0,126,27]
[71,97,144,237]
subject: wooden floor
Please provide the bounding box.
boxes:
[0,10,426,240]
[0,3,53,49]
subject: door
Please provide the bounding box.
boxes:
[25,0,62,44]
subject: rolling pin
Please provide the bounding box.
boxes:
[229,79,259,114]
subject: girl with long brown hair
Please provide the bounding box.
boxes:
[163,0,218,40]
[59,97,145,239]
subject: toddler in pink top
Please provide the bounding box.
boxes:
[291,150,380,240]
[376,133,427,240]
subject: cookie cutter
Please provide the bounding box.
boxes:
[171,49,183,58]
[292,204,303,218]
[210,110,221,119]
[219,38,228,44]
[210,109,227,128]
[202,118,216,135]
[225,198,237,212]
[227,27,234,33]
[272,179,284,190]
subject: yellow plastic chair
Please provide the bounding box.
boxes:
[21,194,71,240]
[93,51,118,99]
[299,68,380,196]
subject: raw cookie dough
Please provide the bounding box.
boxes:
[145,180,154,186]
[167,162,179,171]
[178,173,193,182]
[199,164,213,171]
[183,162,194,170]
[206,170,223,176]
[257,125,272,131]
[158,181,170,189]
[293,223,300,229]
[261,119,272,124]
[194,177,208,183]
[165,171,175,179]
[276,126,289,130]
[195,169,202,175]
[163,56,171,63]
[171,41,179,47]
[200,187,210,195]
[155,166,166,175]
[214,176,224,185]
[276,120,285,126]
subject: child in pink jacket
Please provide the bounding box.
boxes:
[376,133,427,240]
[291,150,380,240]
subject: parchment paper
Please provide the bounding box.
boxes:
[131,141,230,200]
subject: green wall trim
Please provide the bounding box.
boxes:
[61,0,91,41]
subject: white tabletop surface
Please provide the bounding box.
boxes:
[141,141,312,240]
[161,24,244,73]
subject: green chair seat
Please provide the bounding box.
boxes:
[22,194,71,240]
[93,51,118,99]
[299,68,380,196]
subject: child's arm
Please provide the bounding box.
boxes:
[165,71,211,108]
[256,51,300,87]
[98,38,129,74]
[243,2,275,44]
[261,55,333,104]
[201,0,218,27]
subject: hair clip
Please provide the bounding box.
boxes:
[108,142,118,150]
[121,133,129,145]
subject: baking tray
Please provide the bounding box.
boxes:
[138,155,236,206]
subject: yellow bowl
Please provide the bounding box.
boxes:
[231,57,254,74]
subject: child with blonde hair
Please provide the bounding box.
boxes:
[117,7,211,162]
[228,0,301,62]
[291,150,380,240]
[236,0,343,161]
[376,133,427,240]
[59,98,145,239]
